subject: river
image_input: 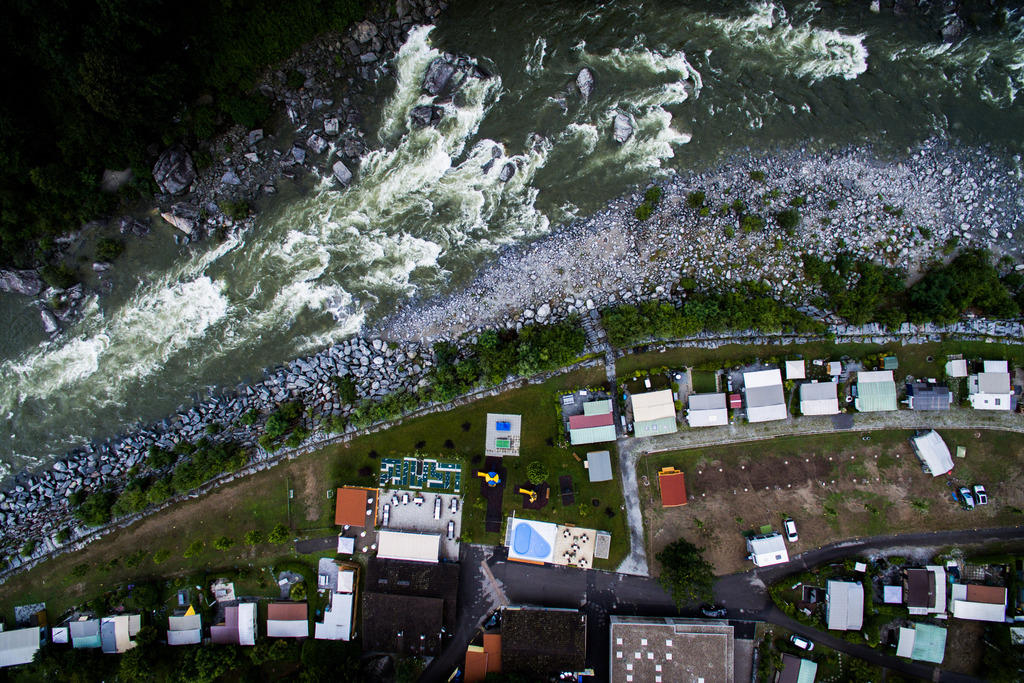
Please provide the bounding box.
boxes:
[1,0,1022,473]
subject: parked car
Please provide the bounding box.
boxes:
[973,484,988,505]
[957,486,976,510]
[450,498,459,514]
[382,504,390,527]
[401,492,410,505]
[434,496,441,520]
[701,605,727,617]
[447,520,455,540]
[790,635,814,651]
[784,518,798,543]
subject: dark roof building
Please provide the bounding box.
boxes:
[362,593,444,656]
[365,559,459,627]
[906,382,951,411]
[501,606,586,675]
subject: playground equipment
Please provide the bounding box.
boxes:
[477,470,501,487]
[518,487,538,503]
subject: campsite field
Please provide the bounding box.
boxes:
[640,429,1024,575]
[0,366,627,622]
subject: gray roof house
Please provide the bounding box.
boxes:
[686,392,728,428]
[799,381,840,415]
[906,382,951,411]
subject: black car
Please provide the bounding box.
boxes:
[701,605,728,618]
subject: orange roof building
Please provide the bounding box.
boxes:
[658,467,687,507]
[465,633,502,683]
[335,487,374,527]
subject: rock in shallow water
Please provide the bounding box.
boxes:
[612,112,633,143]
[333,161,353,186]
[0,269,43,296]
[410,104,444,128]
[152,145,196,195]
[576,67,595,100]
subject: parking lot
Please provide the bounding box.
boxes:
[378,489,463,561]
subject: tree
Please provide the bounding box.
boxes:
[268,523,291,544]
[244,529,264,545]
[213,535,235,550]
[656,538,715,608]
[183,539,205,558]
[526,461,548,485]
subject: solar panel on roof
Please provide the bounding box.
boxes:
[496,421,511,431]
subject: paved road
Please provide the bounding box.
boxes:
[420,526,1024,683]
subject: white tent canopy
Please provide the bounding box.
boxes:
[910,430,954,477]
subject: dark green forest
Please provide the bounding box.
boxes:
[0,0,366,269]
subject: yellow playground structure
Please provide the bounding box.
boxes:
[477,470,501,487]
[518,487,538,503]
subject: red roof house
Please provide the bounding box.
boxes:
[658,468,687,507]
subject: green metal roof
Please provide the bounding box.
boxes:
[583,399,613,416]
[911,624,946,663]
[883,356,899,370]
[634,416,678,438]
[855,380,898,412]
[797,659,818,683]
[569,425,617,445]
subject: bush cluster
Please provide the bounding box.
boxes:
[634,186,663,221]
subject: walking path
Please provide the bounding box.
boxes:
[613,408,1024,575]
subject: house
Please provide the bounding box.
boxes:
[376,530,441,564]
[0,627,41,668]
[100,614,141,653]
[909,431,954,477]
[945,358,968,377]
[70,618,102,649]
[896,623,946,663]
[315,592,354,641]
[569,400,616,445]
[854,370,898,412]
[968,361,1012,411]
[742,369,787,423]
[799,381,840,416]
[167,613,202,645]
[950,584,1007,622]
[686,393,728,428]
[826,580,864,631]
[501,606,586,676]
[210,603,257,646]
[362,559,460,655]
[658,467,687,507]
[906,566,946,615]
[746,533,788,567]
[464,633,502,683]
[585,450,613,482]
[267,603,309,638]
[485,413,522,456]
[828,361,842,377]
[778,653,818,683]
[906,382,951,411]
[609,616,735,683]
[785,360,806,380]
[335,486,375,527]
[630,390,678,437]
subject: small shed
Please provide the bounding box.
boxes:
[585,451,613,482]
[657,467,687,507]
[883,585,903,604]
[945,358,968,377]
[785,360,806,380]
[882,356,899,370]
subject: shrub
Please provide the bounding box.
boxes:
[55,528,70,544]
[789,195,806,208]
[40,264,78,289]
[20,540,37,557]
[686,190,706,208]
[183,539,205,558]
[268,523,290,545]
[75,489,116,526]
[749,170,766,182]
[219,199,251,221]
[644,186,662,204]
[289,582,307,601]
[724,225,735,239]
[147,445,176,470]
[146,478,173,505]
[331,375,358,404]
[526,461,549,485]
[240,409,260,426]
[634,202,653,221]
[71,563,90,577]
[244,529,264,545]
[125,550,148,568]
[213,535,235,551]
[95,237,125,262]
[204,422,223,435]
[152,549,171,564]
[740,214,765,233]
[776,208,800,231]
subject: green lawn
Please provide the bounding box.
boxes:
[691,370,719,393]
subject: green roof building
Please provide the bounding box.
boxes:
[896,623,946,663]
[854,370,898,412]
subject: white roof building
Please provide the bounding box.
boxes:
[826,580,864,631]
[630,390,678,437]
[376,530,441,564]
[785,360,806,380]
[910,430,954,477]
[799,381,840,415]
[743,369,787,423]
[100,614,141,654]
[746,533,789,567]
[950,584,1007,622]
[686,393,728,428]
[314,592,354,641]
[0,627,40,668]
[167,614,202,645]
[945,358,968,377]
[968,361,1012,411]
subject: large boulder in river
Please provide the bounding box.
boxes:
[333,161,353,186]
[498,162,516,182]
[0,269,43,296]
[612,112,634,143]
[410,104,444,128]
[152,145,196,195]
[576,68,595,100]
[423,58,457,96]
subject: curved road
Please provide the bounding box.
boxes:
[421,526,1024,683]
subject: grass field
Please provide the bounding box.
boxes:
[616,339,1024,381]
[639,429,1024,575]
[0,366,627,623]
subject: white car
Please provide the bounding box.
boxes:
[784,518,798,543]
[973,485,988,505]
[382,504,390,527]
[447,520,455,540]
[790,635,814,651]
[401,493,409,505]
[450,498,459,514]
